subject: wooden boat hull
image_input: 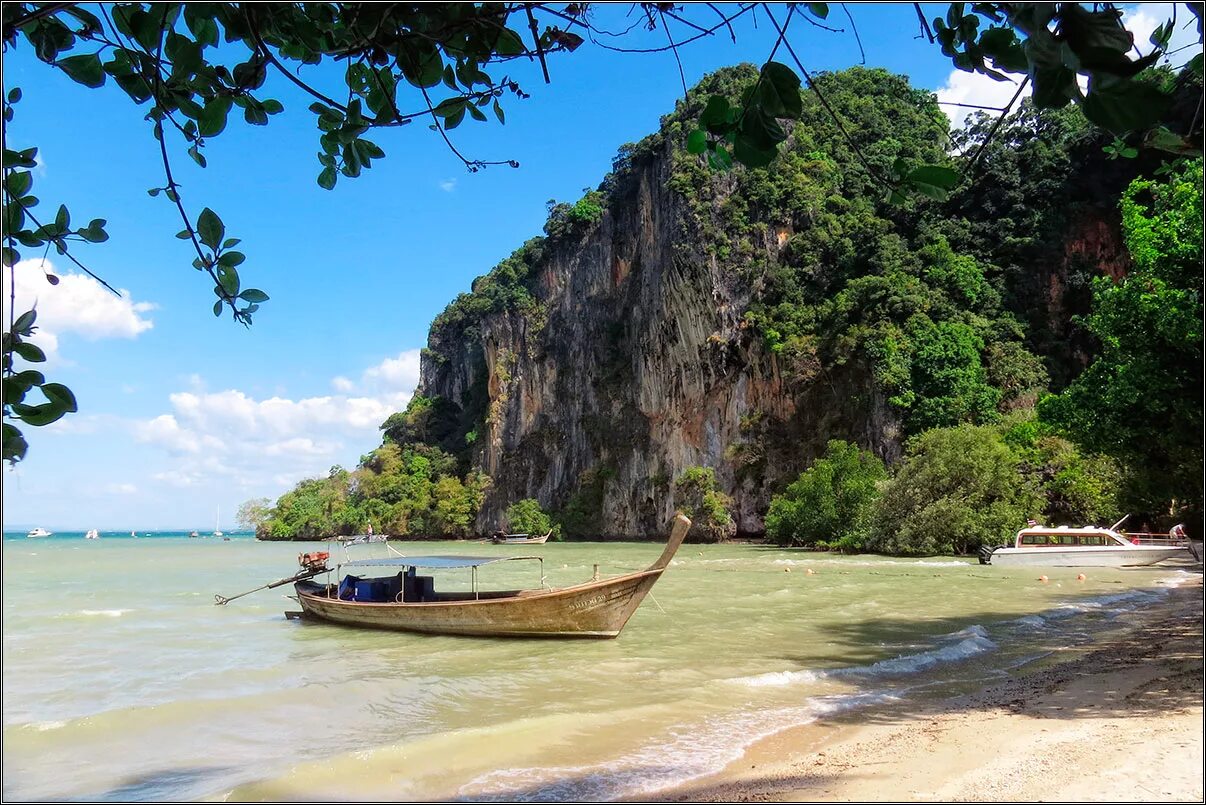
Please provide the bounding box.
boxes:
[295,569,664,638]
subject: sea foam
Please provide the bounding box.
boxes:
[833,625,997,679]
[457,690,901,802]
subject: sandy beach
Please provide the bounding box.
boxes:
[659,578,1204,803]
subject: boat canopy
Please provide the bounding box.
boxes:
[340,555,540,569]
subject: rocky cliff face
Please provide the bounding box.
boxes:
[418,146,899,537]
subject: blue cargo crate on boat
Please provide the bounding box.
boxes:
[354,579,391,602]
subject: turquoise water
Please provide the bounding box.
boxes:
[1,533,1194,801]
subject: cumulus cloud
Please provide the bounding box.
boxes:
[3,259,155,362]
[133,348,424,498]
[439,178,457,192]
[166,388,412,436]
[936,71,1026,129]
[362,349,422,391]
[134,414,223,455]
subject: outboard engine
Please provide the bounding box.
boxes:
[978,544,996,565]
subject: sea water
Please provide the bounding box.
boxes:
[1,532,1194,801]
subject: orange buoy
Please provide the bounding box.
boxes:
[784,567,791,572]
[1076,573,1086,581]
[1038,575,1049,583]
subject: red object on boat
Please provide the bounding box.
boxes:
[299,551,330,570]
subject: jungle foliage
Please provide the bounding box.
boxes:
[1039,158,1204,511]
[256,443,489,540]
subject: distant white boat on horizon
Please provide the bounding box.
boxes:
[26,527,52,538]
[213,504,223,538]
[85,529,99,540]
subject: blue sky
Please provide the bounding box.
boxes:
[1,4,1190,531]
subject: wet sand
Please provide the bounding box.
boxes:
[657,578,1204,802]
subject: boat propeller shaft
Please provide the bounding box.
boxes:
[214,566,328,606]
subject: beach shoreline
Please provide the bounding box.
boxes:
[654,576,1204,803]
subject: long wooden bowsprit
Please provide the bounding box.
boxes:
[214,552,331,605]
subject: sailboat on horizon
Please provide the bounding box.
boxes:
[213,504,223,538]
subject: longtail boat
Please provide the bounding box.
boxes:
[290,514,690,638]
[490,529,552,545]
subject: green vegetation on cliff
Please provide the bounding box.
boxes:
[1040,158,1204,511]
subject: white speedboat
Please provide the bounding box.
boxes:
[85,529,99,540]
[26,527,52,538]
[980,521,1192,567]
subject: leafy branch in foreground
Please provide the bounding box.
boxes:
[2,91,103,463]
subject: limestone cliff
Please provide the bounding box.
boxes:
[418,143,899,537]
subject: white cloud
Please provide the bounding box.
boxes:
[153,469,201,488]
[166,388,413,436]
[936,71,1026,129]
[3,260,155,362]
[105,483,138,495]
[362,349,422,391]
[261,437,340,457]
[134,414,217,455]
[132,348,424,499]
[439,178,457,192]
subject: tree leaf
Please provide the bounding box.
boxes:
[687,129,708,154]
[40,382,78,413]
[239,288,269,303]
[13,309,36,333]
[1082,80,1173,134]
[217,264,240,297]
[198,96,233,137]
[700,95,731,132]
[217,251,245,268]
[12,341,46,363]
[57,54,105,88]
[908,164,960,190]
[494,28,525,57]
[2,422,28,463]
[197,207,225,249]
[432,97,466,117]
[13,402,68,426]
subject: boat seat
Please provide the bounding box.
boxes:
[338,575,361,600]
[400,574,436,603]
